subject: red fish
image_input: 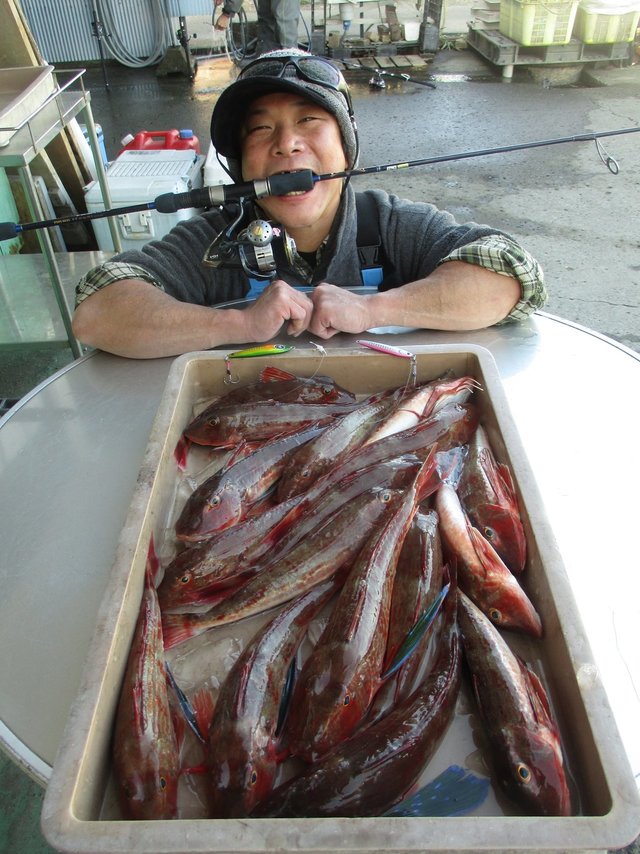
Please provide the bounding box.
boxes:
[457,591,572,816]
[183,400,357,448]
[158,496,302,611]
[193,367,357,408]
[174,423,325,541]
[435,483,542,637]
[251,578,461,818]
[208,579,338,818]
[162,485,407,649]
[285,452,441,762]
[112,555,179,820]
[363,375,477,446]
[457,424,527,574]
[275,391,398,501]
[373,508,445,719]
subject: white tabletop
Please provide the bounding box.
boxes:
[1,312,639,793]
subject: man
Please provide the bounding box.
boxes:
[72,50,547,359]
[214,0,300,54]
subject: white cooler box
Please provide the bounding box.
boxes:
[84,149,207,252]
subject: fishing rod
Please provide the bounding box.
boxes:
[0,125,637,240]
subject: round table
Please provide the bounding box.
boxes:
[1,312,639,792]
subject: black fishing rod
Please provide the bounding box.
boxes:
[0,126,637,240]
[314,125,640,183]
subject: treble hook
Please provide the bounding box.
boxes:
[223,356,240,384]
[594,137,619,174]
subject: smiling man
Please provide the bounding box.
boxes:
[72,50,547,358]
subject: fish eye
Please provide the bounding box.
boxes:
[207,417,220,427]
[516,763,532,784]
[207,495,221,508]
[343,694,350,706]
[249,769,258,786]
[380,490,392,503]
[322,385,332,395]
[301,468,311,479]
[489,607,502,623]
[180,573,192,585]
[483,526,495,540]
[159,776,167,790]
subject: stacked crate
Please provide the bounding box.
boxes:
[497,0,639,46]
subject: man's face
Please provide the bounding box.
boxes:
[240,91,349,252]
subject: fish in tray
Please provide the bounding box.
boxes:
[251,573,462,818]
[457,424,527,574]
[436,482,542,637]
[207,578,339,818]
[174,422,327,541]
[284,452,441,762]
[162,483,410,648]
[457,590,572,816]
[112,549,180,820]
[183,399,359,448]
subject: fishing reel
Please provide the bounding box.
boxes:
[203,200,297,281]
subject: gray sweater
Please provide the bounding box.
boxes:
[112,185,519,307]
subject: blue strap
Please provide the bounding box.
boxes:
[247,270,382,299]
[361,266,384,287]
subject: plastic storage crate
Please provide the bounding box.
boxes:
[573,0,640,41]
[499,0,578,44]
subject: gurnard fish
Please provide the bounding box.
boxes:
[363,375,478,446]
[203,366,357,406]
[158,496,302,611]
[457,424,527,574]
[435,483,542,637]
[161,456,422,613]
[208,579,338,818]
[369,509,445,722]
[162,485,407,649]
[251,577,461,818]
[285,452,440,762]
[275,391,399,501]
[174,423,326,541]
[457,591,572,816]
[183,399,358,448]
[112,562,179,820]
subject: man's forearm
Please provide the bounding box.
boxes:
[72,280,248,358]
[369,262,522,331]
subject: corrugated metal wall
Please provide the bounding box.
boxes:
[19,0,213,64]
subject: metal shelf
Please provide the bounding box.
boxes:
[0,68,121,357]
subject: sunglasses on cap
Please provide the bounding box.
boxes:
[238,54,354,116]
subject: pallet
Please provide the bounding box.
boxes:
[467,25,633,66]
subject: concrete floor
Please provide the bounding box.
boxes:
[1,21,640,854]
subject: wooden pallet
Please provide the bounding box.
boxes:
[467,24,633,66]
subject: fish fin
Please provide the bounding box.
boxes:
[435,446,468,488]
[276,656,297,736]
[381,582,450,680]
[166,663,207,743]
[174,435,191,470]
[171,710,187,754]
[384,765,490,817]
[517,657,556,725]
[146,535,161,588]
[180,762,209,777]
[260,366,296,383]
[193,685,216,738]
[162,614,201,650]
[414,446,441,503]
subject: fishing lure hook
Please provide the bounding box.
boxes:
[594,138,619,174]
[356,339,417,386]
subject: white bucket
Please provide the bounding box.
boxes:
[404,20,420,39]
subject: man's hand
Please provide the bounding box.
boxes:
[214,11,231,29]
[306,284,372,339]
[243,280,314,340]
